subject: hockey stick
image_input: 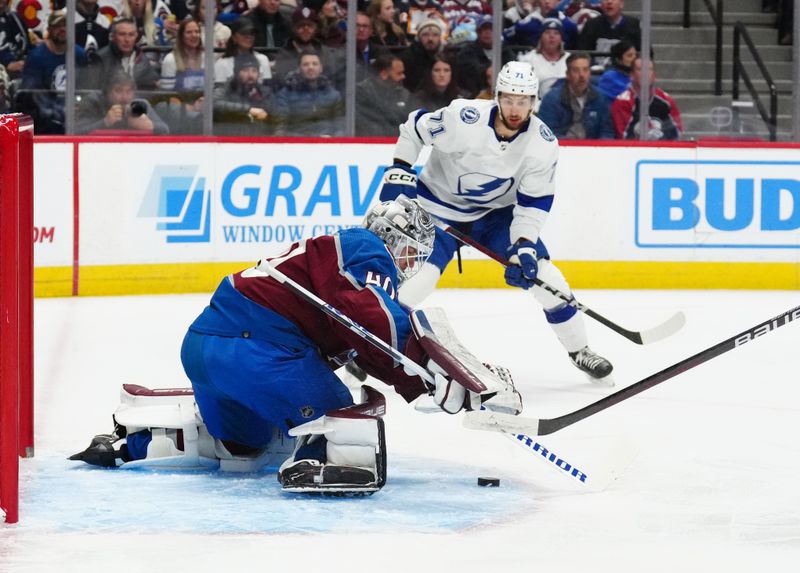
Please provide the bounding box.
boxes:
[433,219,685,345]
[262,261,606,480]
[464,304,800,436]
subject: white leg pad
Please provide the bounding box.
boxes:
[398,262,441,307]
[114,384,293,472]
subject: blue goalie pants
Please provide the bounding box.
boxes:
[180,281,354,449]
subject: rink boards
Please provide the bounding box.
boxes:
[31,137,800,296]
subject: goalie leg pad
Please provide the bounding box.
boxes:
[278,391,387,495]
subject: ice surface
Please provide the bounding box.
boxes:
[1,288,799,572]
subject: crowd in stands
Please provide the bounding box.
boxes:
[0,0,711,139]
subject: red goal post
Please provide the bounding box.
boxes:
[0,114,34,524]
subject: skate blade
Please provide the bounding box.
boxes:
[586,372,615,387]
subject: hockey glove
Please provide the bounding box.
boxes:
[504,240,538,290]
[379,163,418,201]
[422,359,480,414]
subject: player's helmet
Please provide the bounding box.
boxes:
[363,197,435,283]
[494,61,539,118]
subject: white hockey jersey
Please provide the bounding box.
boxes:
[393,98,559,245]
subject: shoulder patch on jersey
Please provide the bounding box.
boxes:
[460,106,480,124]
[539,123,556,142]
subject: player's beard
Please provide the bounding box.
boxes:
[499,110,528,132]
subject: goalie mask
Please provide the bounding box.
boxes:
[363,197,435,283]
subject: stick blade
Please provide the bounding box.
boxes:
[638,311,686,345]
[463,410,543,436]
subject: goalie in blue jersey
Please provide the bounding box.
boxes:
[379,61,614,384]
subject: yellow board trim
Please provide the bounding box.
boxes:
[32,260,800,298]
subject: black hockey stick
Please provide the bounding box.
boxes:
[433,219,685,345]
[464,304,800,436]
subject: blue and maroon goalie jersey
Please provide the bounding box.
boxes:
[232,227,429,402]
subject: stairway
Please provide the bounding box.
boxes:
[624,0,793,141]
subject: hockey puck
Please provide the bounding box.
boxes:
[477,477,500,487]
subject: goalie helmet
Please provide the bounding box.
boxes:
[363,197,435,283]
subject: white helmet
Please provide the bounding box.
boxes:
[495,61,539,98]
[363,196,435,283]
[494,61,539,125]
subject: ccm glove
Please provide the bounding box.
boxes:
[504,240,538,290]
[379,163,418,201]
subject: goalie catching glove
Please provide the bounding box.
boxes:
[422,360,523,416]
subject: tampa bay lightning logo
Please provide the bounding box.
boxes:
[456,173,515,204]
[460,106,480,124]
[539,123,556,142]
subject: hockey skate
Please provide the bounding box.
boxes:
[569,346,614,386]
[278,457,382,497]
[68,423,130,468]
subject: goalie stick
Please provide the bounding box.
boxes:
[432,219,685,345]
[464,304,800,436]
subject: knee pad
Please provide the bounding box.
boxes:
[278,386,387,496]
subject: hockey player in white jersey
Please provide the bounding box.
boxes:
[379,60,614,383]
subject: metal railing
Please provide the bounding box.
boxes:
[683,0,724,95]
[732,21,778,141]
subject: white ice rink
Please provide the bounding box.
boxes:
[2,287,799,572]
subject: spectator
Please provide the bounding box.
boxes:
[76,0,111,56]
[454,16,513,97]
[413,53,464,110]
[557,0,601,32]
[0,0,31,80]
[155,92,205,135]
[440,0,490,34]
[355,11,374,67]
[596,37,634,99]
[504,0,536,28]
[159,18,206,92]
[537,51,615,139]
[214,52,273,135]
[76,71,168,134]
[274,50,343,136]
[474,63,493,99]
[122,0,161,50]
[316,0,347,47]
[273,7,343,88]
[402,17,445,91]
[356,52,417,136]
[193,0,232,55]
[81,17,160,91]
[246,0,293,51]
[611,56,682,140]
[19,10,87,134]
[152,0,191,46]
[518,17,569,100]
[505,0,578,50]
[577,0,641,64]
[398,0,447,38]
[214,18,273,86]
[367,0,409,48]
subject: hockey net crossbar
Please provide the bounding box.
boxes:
[0,114,35,524]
